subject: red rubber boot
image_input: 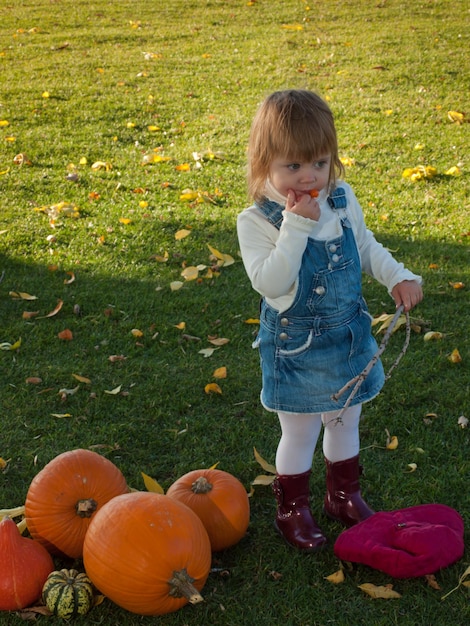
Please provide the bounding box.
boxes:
[324,455,375,527]
[272,471,327,551]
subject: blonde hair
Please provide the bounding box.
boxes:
[247,89,344,202]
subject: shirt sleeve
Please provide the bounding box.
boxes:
[344,184,423,292]
[237,206,315,299]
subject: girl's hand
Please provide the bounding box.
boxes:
[391,280,423,312]
[285,190,320,221]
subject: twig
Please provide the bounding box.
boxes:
[0,270,5,284]
[328,305,408,425]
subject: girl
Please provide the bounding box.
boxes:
[237,90,423,551]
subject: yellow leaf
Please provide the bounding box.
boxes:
[406,463,418,472]
[181,266,199,281]
[204,382,222,395]
[251,474,276,486]
[119,217,132,225]
[0,338,22,351]
[448,348,462,363]
[141,472,164,494]
[244,318,260,324]
[170,281,184,291]
[325,569,345,584]
[175,163,191,171]
[424,331,444,341]
[281,23,304,30]
[213,366,227,379]
[131,329,144,337]
[358,583,401,599]
[152,251,169,262]
[444,166,461,176]
[10,291,38,301]
[174,322,186,330]
[91,161,112,171]
[104,385,122,395]
[447,110,465,124]
[175,229,191,240]
[253,447,277,475]
[22,311,39,319]
[386,435,398,450]
[0,120,9,127]
[72,374,91,384]
[449,281,465,289]
[180,190,200,202]
[207,244,235,267]
[51,413,72,418]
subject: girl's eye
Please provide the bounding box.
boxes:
[314,160,328,168]
[287,163,301,171]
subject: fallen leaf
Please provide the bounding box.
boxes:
[358,583,401,599]
[10,291,37,300]
[175,163,191,171]
[64,271,75,284]
[325,569,345,584]
[175,229,191,240]
[208,337,229,346]
[251,474,276,486]
[105,385,122,395]
[449,281,465,289]
[25,377,42,384]
[51,413,72,418]
[119,217,132,225]
[72,374,91,384]
[181,266,199,281]
[204,382,222,395]
[425,574,441,590]
[386,435,398,450]
[198,347,217,357]
[37,299,63,319]
[58,329,73,340]
[244,318,260,324]
[253,447,277,475]
[91,161,113,171]
[457,415,468,429]
[0,338,22,351]
[170,281,183,291]
[213,366,227,379]
[207,244,235,267]
[22,311,39,319]
[108,354,127,362]
[448,348,462,363]
[406,463,418,472]
[131,328,144,337]
[447,110,465,124]
[424,331,444,341]
[141,472,164,494]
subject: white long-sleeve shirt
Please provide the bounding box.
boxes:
[237,182,422,313]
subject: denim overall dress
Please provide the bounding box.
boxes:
[254,187,385,413]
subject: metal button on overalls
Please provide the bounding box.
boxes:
[280,318,289,326]
[279,332,288,340]
[329,244,337,253]
[315,286,326,295]
[331,254,340,263]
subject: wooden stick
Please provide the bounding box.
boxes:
[328,305,408,425]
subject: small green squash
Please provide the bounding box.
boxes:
[42,568,94,619]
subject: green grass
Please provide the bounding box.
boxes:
[1,0,469,624]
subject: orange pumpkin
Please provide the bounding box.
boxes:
[83,492,211,616]
[25,449,128,558]
[0,516,54,610]
[166,469,250,551]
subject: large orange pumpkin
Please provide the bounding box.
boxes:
[25,449,128,558]
[166,469,250,551]
[83,491,211,616]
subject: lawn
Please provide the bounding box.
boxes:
[0,0,469,624]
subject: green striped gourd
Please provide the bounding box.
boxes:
[42,568,94,619]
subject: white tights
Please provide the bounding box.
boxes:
[275,405,362,475]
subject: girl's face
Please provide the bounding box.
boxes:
[269,155,331,199]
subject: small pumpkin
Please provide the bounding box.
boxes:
[166,468,250,551]
[83,491,211,616]
[0,516,54,611]
[25,448,128,558]
[42,569,94,619]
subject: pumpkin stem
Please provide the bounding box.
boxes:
[168,569,204,605]
[191,476,213,494]
[75,499,98,518]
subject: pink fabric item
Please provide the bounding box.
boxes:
[334,504,464,578]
